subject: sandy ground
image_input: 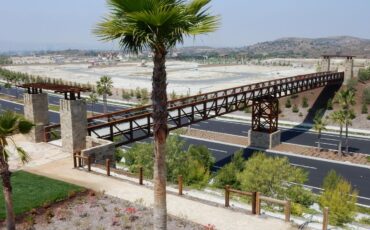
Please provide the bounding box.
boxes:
[5,61,315,95]
[14,192,203,230]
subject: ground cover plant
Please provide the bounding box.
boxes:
[0,171,84,220]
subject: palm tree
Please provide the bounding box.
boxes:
[313,111,327,152]
[330,110,345,155]
[94,1,219,229]
[0,111,33,230]
[96,76,113,114]
[87,92,99,116]
[335,89,356,154]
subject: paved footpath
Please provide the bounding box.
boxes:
[25,157,295,230]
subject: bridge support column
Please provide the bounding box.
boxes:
[24,93,49,142]
[248,96,281,149]
[344,56,354,83]
[60,99,87,153]
[321,56,331,72]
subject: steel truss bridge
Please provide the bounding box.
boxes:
[45,71,344,146]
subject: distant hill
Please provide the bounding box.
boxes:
[241,36,370,58]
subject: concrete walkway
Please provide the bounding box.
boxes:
[25,156,295,230]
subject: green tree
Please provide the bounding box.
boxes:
[326,98,333,110]
[87,92,99,116]
[121,89,131,100]
[362,103,368,114]
[213,150,245,189]
[94,0,219,228]
[322,170,342,191]
[0,111,34,230]
[96,75,113,114]
[319,171,357,226]
[238,153,312,206]
[313,111,327,152]
[330,111,345,155]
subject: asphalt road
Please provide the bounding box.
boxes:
[1,88,370,205]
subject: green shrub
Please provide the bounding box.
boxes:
[363,87,370,105]
[299,112,303,117]
[359,217,370,226]
[358,68,370,82]
[302,97,309,108]
[347,78,358,92]
[244,106,251,113]
[292,104,299,113]
[362,104,368,114]
[327,98,333,110]
[285,98,292,108]
[368,115,370,120]
[291,203,304,216]
[213,150,245,189]
[115,148,125,162]
[319,170,358,226]
[238,153,312,207]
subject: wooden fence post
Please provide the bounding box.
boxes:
[256,192,261,215]
[322,207,329,230]
[106,159,110,176]
[285,200,291,222]
[78,152,82,168]
[225,185,230,207]
[252,192,257,214]
[87,156,91,172]
[178,175,183,196]
[73,153,77,168]
[139,167,143,185]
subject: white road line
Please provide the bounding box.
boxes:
[192,124,201,127]
[316,142,337,146]
[208,148,228,154]
[242,131,249,134]
[290,163,317,170]
[320,138,339,142]
[201,121,209,124]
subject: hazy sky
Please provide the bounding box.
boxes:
[1,0,370,51]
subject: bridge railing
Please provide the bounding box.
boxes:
[87,71,344,145]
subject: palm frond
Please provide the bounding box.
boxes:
[16,146,30,164]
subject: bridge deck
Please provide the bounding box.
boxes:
[45,71,344,146]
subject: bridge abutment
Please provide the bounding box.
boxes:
[321,56,331,72]
[344,56,354,83]
[60,99,87,153]
[248,130,281,149]
[24,93,49,142]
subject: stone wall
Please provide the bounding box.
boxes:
[344,57,354,83]
[248,130,281,149]
[24,93,49,142]
[82,136,115,165]
[60,99,87,153]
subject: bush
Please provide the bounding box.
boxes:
[115,148,125,163]
[319,170,358,226]
[244,106,251,113]
[302,97,309,108]
[292,104,299,113]
[363,87,370,105]
[238,153,312,207]
[327,98,333,110]
[347,78,358,92]
[368,115,370,120]
[285,98,292,108]
[299,112,303,117]
[362,103,368,114]
[358,68,370,82]
[213,150,245,189]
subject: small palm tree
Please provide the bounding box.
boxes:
[0,111,33,230]
[330,110,345,155]
[94,1,219,228]
[96,76,113,114]
[87,92,99,116]
[313,111,327,152]
[335,89,356,154]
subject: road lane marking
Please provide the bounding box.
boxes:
[320,138,339,142]
[208,148,228,154]
[316,142,337,146]
[290,163,317,170]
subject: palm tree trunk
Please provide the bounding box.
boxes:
[317,131,321,152]
[338,125,343,156]
[91,102,94,116]
[345,121,349,155]
[152,47,168,230]
[0,156,16,230]
[103,94,107,114]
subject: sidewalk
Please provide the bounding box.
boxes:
[25,156,294,230]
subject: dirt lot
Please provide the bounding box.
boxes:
[14,191,203,230]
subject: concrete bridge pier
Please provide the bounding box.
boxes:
[321,56,331,72]
[248,96,281,149]
[60,99,87,154]
[24,92,49,142]
[344,56,354,83]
